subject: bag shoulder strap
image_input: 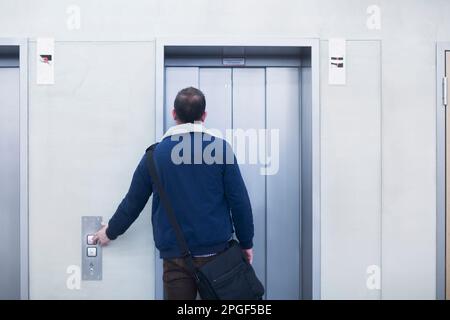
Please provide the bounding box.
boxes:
[145,144,198,279]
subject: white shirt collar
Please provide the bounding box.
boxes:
[161,122,221,141]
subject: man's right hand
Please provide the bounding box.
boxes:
[242,248,253,264]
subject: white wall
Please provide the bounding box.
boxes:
[0,0,448,299]
[28,42,156,299]
[321,40,381,299]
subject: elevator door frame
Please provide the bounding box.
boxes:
[437,42,450,300]
[155,37,321,299]
[0,38,29,300]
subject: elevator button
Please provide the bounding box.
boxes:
[87,234,95,245]
[87,247,97,257]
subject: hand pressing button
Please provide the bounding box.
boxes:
[87,234,96,245]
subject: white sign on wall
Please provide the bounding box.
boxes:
[36,38,54,85]
[328,38,346,85]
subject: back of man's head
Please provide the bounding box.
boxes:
[174,87,206,123]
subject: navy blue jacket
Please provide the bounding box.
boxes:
[106,131,254,258]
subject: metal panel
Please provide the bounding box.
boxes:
[0,45,19,67]
[232,68,266,293]
[436,45,446,300]
[158,66,200,299]
[437,43,450,300]
[164,67,199,130]
[165,56,302,67]
[0,67,20,299]
[266,67,301,299]
[446,51,450,300]
[0,39,29,300]
[163,46,309,68]
[81,216,103,281]
[301,67,313,299]
[156,39,321,299]
[199,68,232,138]
[19,39,29,301]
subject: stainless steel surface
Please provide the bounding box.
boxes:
[164,67,199,129]
[0,66,20,299]
[232,67,266,292]
[199,68,232,138]
[81,216,103,281]
[266,67,301,299]
[162,64,306,299]
[437,47,448,299]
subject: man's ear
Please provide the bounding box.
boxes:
[172,108,177,121]
[201,111,207,122]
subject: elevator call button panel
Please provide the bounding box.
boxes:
[81,216,102,281]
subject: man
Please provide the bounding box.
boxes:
[93,87,254,300]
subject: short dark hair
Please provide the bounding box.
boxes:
[174,87,206,123]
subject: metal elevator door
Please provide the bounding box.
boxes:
[159,66,301,299]
[446,51,450,300]
[0,66,21,299]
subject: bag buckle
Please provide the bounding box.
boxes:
[182,251,200,283]
[181,250,191,258]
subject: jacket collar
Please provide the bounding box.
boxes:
[161,122,220,141]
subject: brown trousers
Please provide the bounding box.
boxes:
[163,256,215,300]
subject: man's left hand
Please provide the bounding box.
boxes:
[242,248,253,264]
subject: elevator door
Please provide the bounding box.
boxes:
[161,66,301,299]
[0,66,21,299]
[446,51,450,300]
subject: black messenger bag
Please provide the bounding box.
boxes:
[146,144,264,300]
